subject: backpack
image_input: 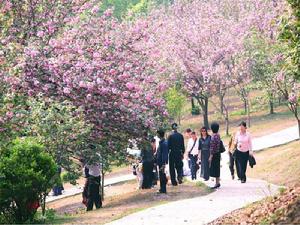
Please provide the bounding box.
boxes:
[219,140,226,153]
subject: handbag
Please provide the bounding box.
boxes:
[219,140,226,153]
[249,155,256,168]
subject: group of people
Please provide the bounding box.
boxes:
[135,120,254,193]
[82,120,254,210]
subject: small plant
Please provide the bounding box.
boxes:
[191,106,200,115]
[0,137,57,224]
[278,187,287,195]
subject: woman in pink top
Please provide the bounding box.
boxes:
[234,121,253,183]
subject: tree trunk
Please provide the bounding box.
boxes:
[196,96,209,128]
[246,99,251,128]
[203,97,209,129]
[191,97,195,109]
[244,100,247,114]
[225,108,229,136]
[268,92,275,114]
[269,99,274,114]
[101,170,104,201]
[297,119,300,140]
[41,192,46,222]
[219,94,224,115]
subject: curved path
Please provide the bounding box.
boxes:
[107,125,298,225]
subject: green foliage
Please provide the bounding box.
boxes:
[25,98,92,174]
[244,33,286,113]
[280,0,300,80]
[165,87,186,123]
[61,171,80,185]
[191,106,200,115]
[0,137,56,224]
[100,0,141,20]
[230,109,247,116]
[100,0,173,20]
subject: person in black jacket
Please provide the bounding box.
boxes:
[156,129,169,193]
[168,123,185,186]
[141,133,154,189]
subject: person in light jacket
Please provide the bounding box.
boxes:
[234,121,253,183]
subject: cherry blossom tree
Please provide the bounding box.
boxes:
[146,0,261,129]
[20,6,168,163]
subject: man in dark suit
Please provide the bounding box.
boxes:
[156,129,169,193]
[168,123,185,186]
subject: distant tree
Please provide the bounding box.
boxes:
[165,87,186,124]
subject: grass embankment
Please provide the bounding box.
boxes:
[47,180,210,224]
[210,141,300,225]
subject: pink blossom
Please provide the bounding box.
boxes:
[288,93,297,104]
[126,82,135,90]
[6,111,13,119]
[37,31,44,37]
[63,87,71,94]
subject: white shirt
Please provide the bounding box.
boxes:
[154,136,160,150]
[85,163,101,177]
[187,138,199,156]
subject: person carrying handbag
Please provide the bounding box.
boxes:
[234,121,254,183]
[188,132,199,180]
[228,134,240,180]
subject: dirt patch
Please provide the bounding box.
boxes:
[209,187,300,225]
[48,181,210,224]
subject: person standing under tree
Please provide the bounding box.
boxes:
[188,132,199,180]
[234,121,253,183]
[168,123,185,186]
[156,129,169,194]
[209,122,222,189]
[85,163,102,211]
[141,132,154,189]
[198,126,211,181]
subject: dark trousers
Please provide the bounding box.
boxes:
[87,176,102,211]
[142,161,154,189]
[190,155,198,180]
[159,165,167,193]
[236,150,249,182]
[169,153,183,185]
[229,152,240,178]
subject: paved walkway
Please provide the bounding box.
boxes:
[252,125,299,151]
[107,125,298,225]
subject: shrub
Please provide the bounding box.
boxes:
[0,137,57,224]
[191,106,200,115]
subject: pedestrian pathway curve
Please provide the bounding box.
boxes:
[107,125,298,225]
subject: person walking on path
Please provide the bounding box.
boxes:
[168,123,185,186]
[184,128,192,160]
[234,121,253,183]
[228,134,240,180]
[198,126,211,181]
[85,163,102,211]
[209,122,222,189]
[141,133,154,189]
[188,131,199,180]
[156,129,169,194]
